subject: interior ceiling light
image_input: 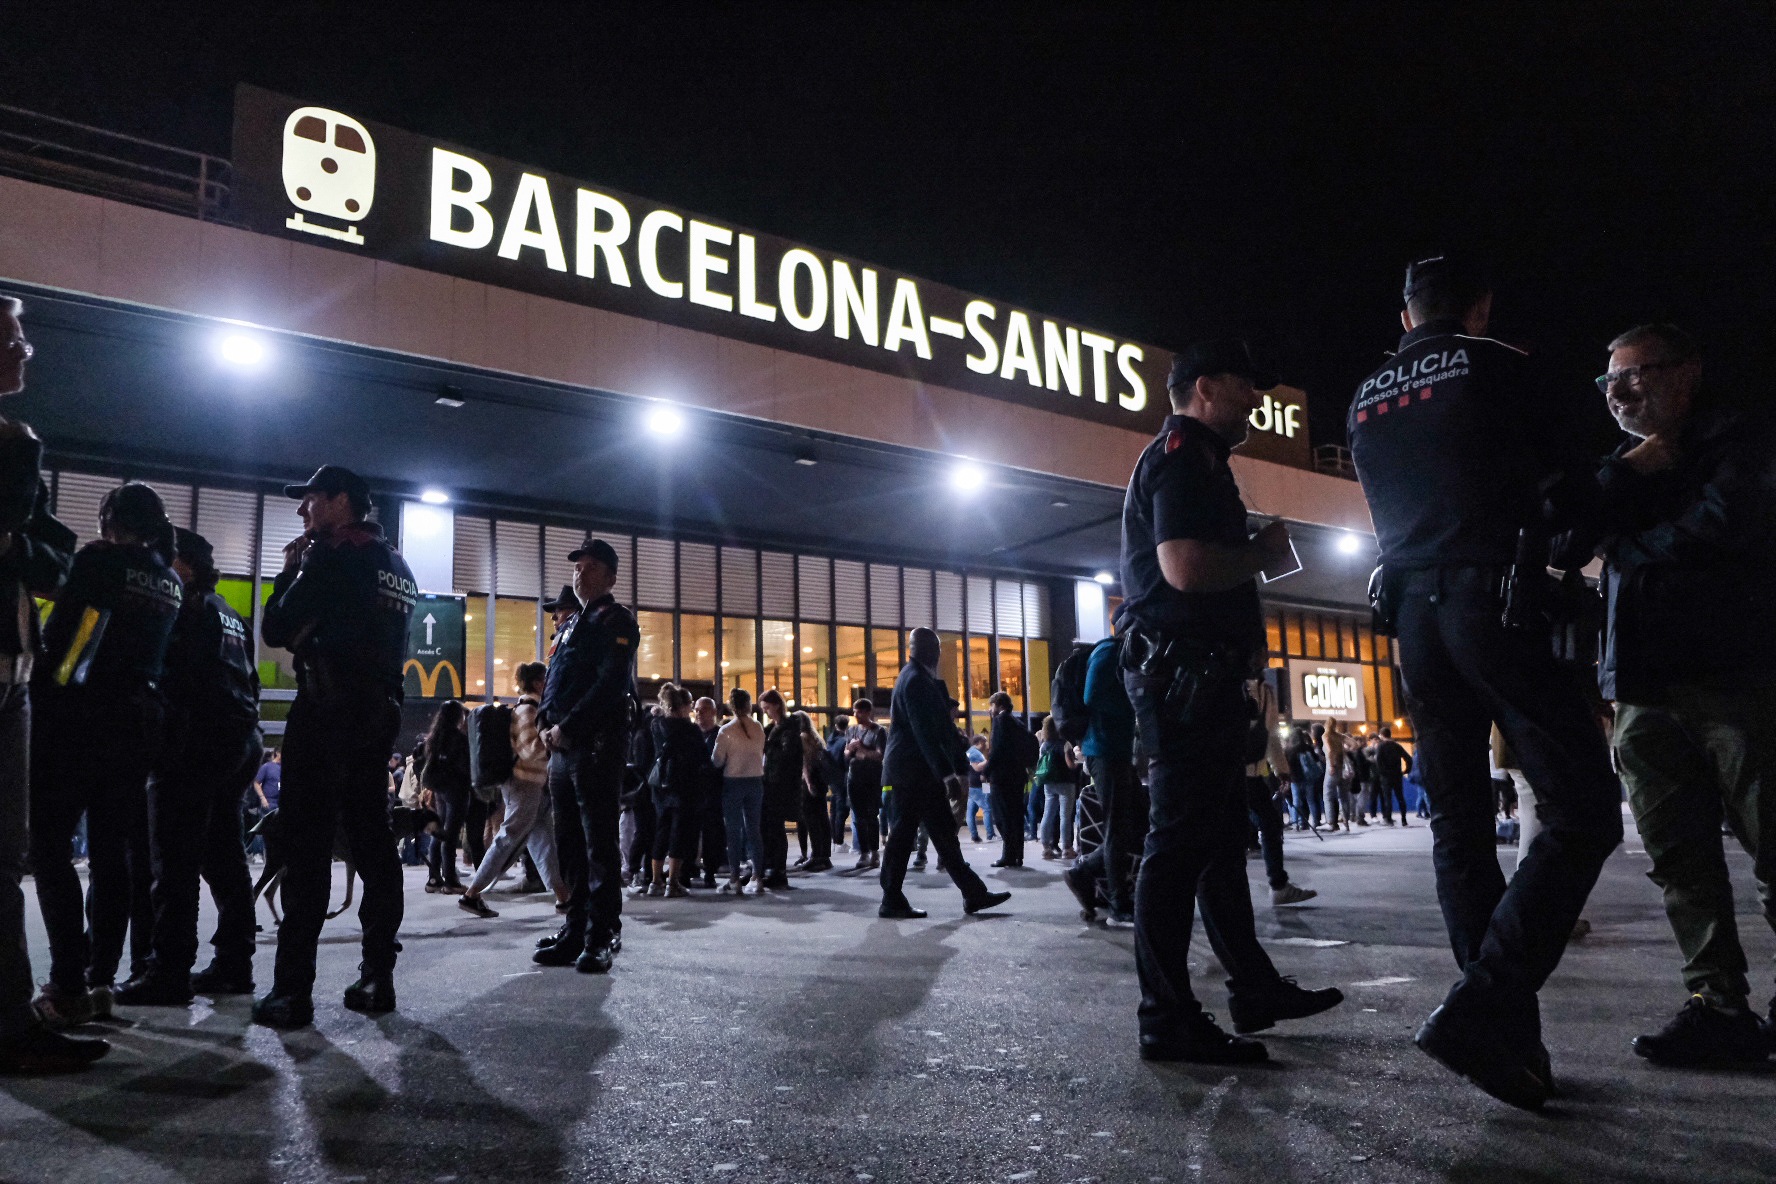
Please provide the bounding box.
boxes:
[950,460,986,493]
[1093,571,1115,585]
[793,452,817,466]
[646,403,685,437]
[419,488,450,505]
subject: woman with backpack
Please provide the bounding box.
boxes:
[420,701,471,894]
[643,683,708,898]
[1035,716,1081,860]
[458,663,565,919]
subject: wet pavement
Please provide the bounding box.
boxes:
[3,811,1773,1183]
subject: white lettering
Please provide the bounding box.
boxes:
[737,234,776,321]
[778,248,827,332]
[688,220,734,312]
[1116,343,1147,412]
[1283,404,1302,437]
[637,209,685,299]
[999,311,1041,386]
[964,300,999,374]
[832,262,879,346]
[1081,331,1115,403]
[428,148,494,249]
[883,278,932,359]
[497,173,566,271]
[573,190,632,286]
[1042,321,1082,396]
[1251,396,1275,434]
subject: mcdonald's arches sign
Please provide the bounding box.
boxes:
[405,593,466,701]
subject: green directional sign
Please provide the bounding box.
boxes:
[405,593,466,700]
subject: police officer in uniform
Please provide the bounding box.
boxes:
[116,527,262,1005]
[254,466,416,1028]
[533,536,638,974]
[1119,339,1343,1064]
[1348,258,1621,1108]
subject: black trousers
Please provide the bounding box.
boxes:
[880,780,987,906]
[847,769,881,855]
[145,719,261,980]
[1080,755,1146,915]
[271,690,404,998]
[1244,777,1289,890]
[29,688,163,993]
[1393,567,1621,1042]
[0,685,32,1039]
[549,740,624,947]
[698,782,726,876]
[830,774,851,847]
[801,774,832,864]
[989,777,1026,866]
[625,792,656,878]
[464,794,490,871]
[1125,669,1282,1039]
[428,784,469,888]
[1376,776,1409,822]
[760,776,797,880]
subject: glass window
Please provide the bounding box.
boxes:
[680,614,717,697]
[1375,633,1390,661]
[835,625,868,708]
[870,627,901,705]
[968,634,993,715]
[938,631,966,717]
[464,595,488,699]
[1358,625,1375,663]
[1027,639,1051,714]
[1303,615,1323,658]
[798,622,830,711]
[1378,669,1399,732]
[1265,610,1283,659]
[997,637,1025,714]
[637,610,675,685]
[720,617,759,698]
[251,580,296,692]
[492,597,539,699]
[761,618,795,703]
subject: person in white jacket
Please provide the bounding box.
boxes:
[459,663,566,918]
[711,688,767,896]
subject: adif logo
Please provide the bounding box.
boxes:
[282,107,376,245]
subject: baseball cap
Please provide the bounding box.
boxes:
[173,526,214,571]
[1167,338,1278,393]
[283,464,371,510]
[541,583,579,612]
[1402,254,1489,305]
[567,534,620,574]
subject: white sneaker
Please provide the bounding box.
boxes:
[1271,883,1318,907]
[742,880,763,896]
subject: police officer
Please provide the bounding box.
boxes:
[116,527,262,1006]
[29,483,181,1027]
[253,466,416,1028]
[533,536,638,974]
[1119,338,1343,1064]
[1348,257,1621,1108]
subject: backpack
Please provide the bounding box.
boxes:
[1007,717,1040,772]
[468,702,516,800]
[1048,643,1095,744]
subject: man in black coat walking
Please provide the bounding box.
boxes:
[983,692,1035,868]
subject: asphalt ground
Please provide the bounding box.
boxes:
[2,809,1773,1183]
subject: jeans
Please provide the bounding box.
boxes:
[1377,776,1409,823]
[1615,687,1776,1008]
[428,783,469,887]
[550,739,626,947]
[722,776,766,875]
[1077,756,1145,916]
[1025,781,1043,837]
[830,775,852,849]
[1244,777,1289,890]
[989,778,1026,865]
[272,690,405,997]
[1125,669,1282,1038]
[879,778,988,907]
[466,778,561,897]
[1040,782,1079,851]
[0,685,32,1040]
[760,775,797,880]
[1290,779,1320,828]
[965,785,994,842]
[1393,566,1622,1042]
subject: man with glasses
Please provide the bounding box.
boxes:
[1347,258,1621,1109]
[1577,325,1776,1067]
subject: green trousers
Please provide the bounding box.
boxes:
[1617,687,1776,1008]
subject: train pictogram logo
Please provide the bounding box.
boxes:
[281,107,376,245]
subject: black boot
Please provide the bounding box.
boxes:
[251,993,315,1030]
[1227,977,1345,1034]
[113,972,196,1007]
[576,938,616,974]
[535,923,575,950]
[191,962,256,996]
[533,937,585,966]
[1632,996,1769,1068]
[342,966,396,1015]
[0,1022,110,1073]
[1413,1004,1549,1110]
[1140,1014,1268,1064]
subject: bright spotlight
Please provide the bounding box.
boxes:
[1337,533,1362,555]
[1093,571,1115,585]
[419,488,450,505]
[950,460,986,492]
[646,404,684,437]
[217,333,267,367]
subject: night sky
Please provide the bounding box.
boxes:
[5,2,1772,451]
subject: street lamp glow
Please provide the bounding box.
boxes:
[950,460,986,493]
[217,332,266,367]
[646,403,684,437]
[1337,533,1362,555]
[419,488,450,505]
[1093,571,1115,585]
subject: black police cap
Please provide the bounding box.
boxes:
[283,464,371,510]
[173,526,214,571]
[1402,255,1490,305]
[1166,338,1279,393]
[541,583,579,612]
[567,535,620,574]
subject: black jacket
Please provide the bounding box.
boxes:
[1584,403,1776,701]
[261,521,416,699]
[163,586,260,746]
[982,711,1034,788]
[539,593,639,745]
[762,718,804,795]
[422,729,471,801]
[35,539,181,699]
[0,429,73,674]
[650,714,709,808]
[882,660,966,791]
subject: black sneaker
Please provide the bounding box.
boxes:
[342,970,396,1015]
[1228,978,1345,1034]
[1141,1014,1268,1064]
[533,939,584,967]
[1062,867,1098,923]
[190,963,256,996]
[1632,996,1769,1068]
[964,890,1012,915]
[113,974,196,1008]
[251,993,315,1030]
[0,1023,110,1074]
[576,941,615,975]
[458,896,499,919]
[1103,910,1135,928]
[1413,1004,1548,1110]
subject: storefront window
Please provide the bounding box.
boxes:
[1265,610,1283,659]
[1358,625,1375,663]
[997,637,1025,714]
[720,617,759,698]
[762,618,795,703]
[464,595,488,699]
[798,622,830,711]
[1303,617,1323,659]
[968,634,993,733]
[870,627,901,706]
[835,625,867,708]
[637,610,675,686]
[681,614,717,698]
[492,597,539,699]
[938,631,966,719]
[248,580,296,691]
[1027,639,1051,714]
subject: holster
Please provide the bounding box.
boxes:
[1119,621,1248,725]
[1367,565,1398,637]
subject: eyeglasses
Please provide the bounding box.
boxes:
[1595,360,1679,393]
[0,337,31,361]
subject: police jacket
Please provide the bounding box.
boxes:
[35,539,181,699]
[1348,318,1599,569]
[881,660,966,792]
[0,428,73,678]
[1119,413,1265,653]
[163,585,259,734]
[1583,402,1776,701]
[539,592,638,745]
[261,521,416,699]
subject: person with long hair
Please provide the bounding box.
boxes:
[420,701,471,894]
[1035,716,1080,860]
[794,710,834,872]
[29,482,180,1028]
[758,689,802,889]
[459,663,567,918]
[642,683,706,897]
[712,687,766,895]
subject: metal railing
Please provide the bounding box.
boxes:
[1313,443,1357,480]
[0,103,231,221]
